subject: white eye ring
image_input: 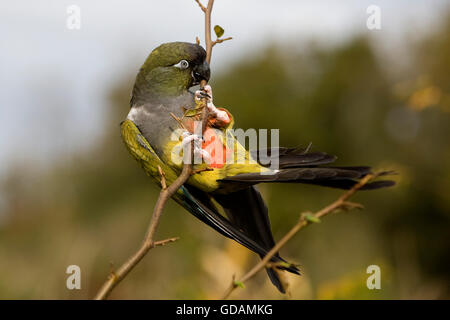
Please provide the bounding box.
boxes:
[173,59,189,69]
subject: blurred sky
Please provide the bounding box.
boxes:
[1,0,449,177]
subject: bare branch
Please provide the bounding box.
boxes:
[154,237,180,247]
[94,0,226,300]
[94,165,191,300]
[221,173,378,299]
[192,167,214,174]
[169,112,187,130]
[213,37,233,46]
[194,0,206,12]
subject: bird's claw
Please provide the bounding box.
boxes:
[202,84,213,100]
[195,91,211,100]
[195,84,213,102]
[181,131,203,146]
[181,130,211,164]
[194,85,229,122]
[195,148,211,164]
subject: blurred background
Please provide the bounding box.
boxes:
[1,0,449,299]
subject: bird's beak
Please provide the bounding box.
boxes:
[192,61,210,85]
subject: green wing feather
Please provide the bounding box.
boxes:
[120,119,180,186]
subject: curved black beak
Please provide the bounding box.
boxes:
[192,61,210,85]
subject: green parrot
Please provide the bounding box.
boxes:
[121,42,394,293]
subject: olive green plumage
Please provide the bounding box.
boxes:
[131,42,209,104]
[120,119,177,185]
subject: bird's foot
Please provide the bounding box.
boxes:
[195,85,229,123]
[181,130,211,164]
[195,84,213,102]
[194,90,211,101]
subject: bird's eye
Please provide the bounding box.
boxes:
[180,60,189,69]
[174,59,189,70]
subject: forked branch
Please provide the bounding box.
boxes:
[221,173,379,299]
[94,166,185,300]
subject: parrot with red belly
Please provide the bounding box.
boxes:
[121,42,395,293]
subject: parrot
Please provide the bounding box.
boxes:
[121,42,395,293]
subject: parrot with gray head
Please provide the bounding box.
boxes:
[121,41,395,293]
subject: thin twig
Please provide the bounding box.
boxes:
[213,37,233,46]
[170,112,187,130]
[192,167,214,174]
[194,0,206,12]
[221,173,378,299]
[154,237,180,247]
[203,0,214,65]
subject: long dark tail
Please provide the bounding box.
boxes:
[175,185,299,293]
[214,186,295,293]
[222,147,396,189]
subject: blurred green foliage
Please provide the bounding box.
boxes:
[0,16,449,299]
